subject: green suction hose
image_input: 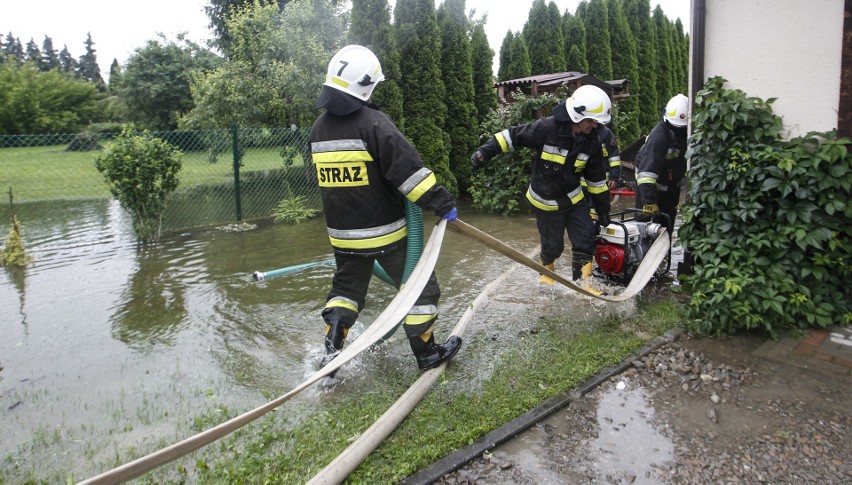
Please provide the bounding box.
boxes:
[379,199,424,341]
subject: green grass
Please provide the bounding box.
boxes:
[0,144,302,202]
[176,296,686,484]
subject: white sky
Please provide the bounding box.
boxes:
[3,0,690,80]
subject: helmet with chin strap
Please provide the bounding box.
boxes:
[567,85,612,124]
[324,45,385,101]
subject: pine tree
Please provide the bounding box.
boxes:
[205,0,292,55]
[581,0,613,80]
[25,39,41,65]
[348,0,404,126]
[523,0,565,75]
[438,0,477,192]
[59,45,80,76]
[5,34,24,63]
[108,59,123,93]
[625,0,659,132]
[78,33,105,90]
[41,36,60,71]
[507,33,531,80]
[395,0,456,194]
[563,12,589,72]
[607,0,640,143]
[470,22,496,122]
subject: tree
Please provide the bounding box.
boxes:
[625,0,659,132]
[581,0,613,80]
[41,36,60,71]
[563,13,589,72]
[438,0,478,192]
[652,6,674,104]
[0,62,100,134]
[497,30,514,82]
[59,45,79,75]
[205,0,292,54]
[120,34,222,130]
[348,0,404,126]
[25,39,41,65]
[183,0,345,128]
[501,32,531,81]
[607,0,640,144]
[95,126,182,242]
[78,33,105,90]
[108,59,123,93]
[523,0,565,75]
[4,34,24,63]
[395,0,456,194]
[470,22,496,122]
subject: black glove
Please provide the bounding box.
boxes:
[598,211,611,227]
[471,150,488,170]
[609,166,621,181]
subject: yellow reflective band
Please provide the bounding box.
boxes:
[587,102,604,114]
[316,161,369,187]
[312,151,373,163]
[610,160,621,168]
[495,132,509,153]
[325,298,358,313]
[588,184,608,194]
[637,177,657,185]
[541,151,567,164]
[331,76,350,88]
[329,226,407,250]
[405,172,437,203]
[602,147,609,157]
[666,108,677,117]
[404,312,437,326]
[569,187,584,204]
[580,179,588,187]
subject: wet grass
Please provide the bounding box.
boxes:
[168,295,687,484]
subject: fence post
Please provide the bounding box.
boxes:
[231,122,242,221]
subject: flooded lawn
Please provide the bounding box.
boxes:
[0,198,660,482]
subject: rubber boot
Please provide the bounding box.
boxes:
[580,261,602,296]
[320,324,348,375]
[410,333,463,371]
[538,261,556,284]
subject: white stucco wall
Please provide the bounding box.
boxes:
[691,0,844,138]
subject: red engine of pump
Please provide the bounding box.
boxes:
[594,242,625,275]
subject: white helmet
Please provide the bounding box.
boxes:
[324,45,385,102]
[664,94,689,127]
[567,85,612,124]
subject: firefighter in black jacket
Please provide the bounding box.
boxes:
[635,94,689,234]
[310,45,461,371]
[471,85,613,286]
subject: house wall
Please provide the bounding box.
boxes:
[692,0,845,138]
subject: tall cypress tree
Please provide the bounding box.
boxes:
[652,6,674,105]
[109,59,123,93]
[507,33,532,80]
[438,0,477,192]
[523,0,565,75]
[497,31,514,82]
[563,12,589,72]
[349,0,404,126]
[581,0,613,80]
[470,22,496,121]
[607,0,640,144]
[395,0,456,194]
[625,0,659,132]
[673,18,689,94]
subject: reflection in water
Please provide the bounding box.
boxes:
[5,265,27,327]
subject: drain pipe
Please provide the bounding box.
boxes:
[690,0,706,106]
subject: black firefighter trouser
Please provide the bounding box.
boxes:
[636,184,681,236]
[322,240,441,348]
[535,204,596,279]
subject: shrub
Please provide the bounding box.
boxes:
[678,76,851,337]
[272,187,318,224]
[95,127,183,242]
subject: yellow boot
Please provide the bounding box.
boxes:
[539,261,556,284]
[581,262,602,296]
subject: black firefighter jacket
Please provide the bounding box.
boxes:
[310,106,455,254]
[635,120,688,206]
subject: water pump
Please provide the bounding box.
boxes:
[594,217,668,284]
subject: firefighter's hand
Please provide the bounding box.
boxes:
[471,150,488,170]
[440,207,458,222]
[642,204,659,215]
[598,211,611,227]
[607,179,620,190]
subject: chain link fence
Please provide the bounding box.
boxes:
[0,125,319,232]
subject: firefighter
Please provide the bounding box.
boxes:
[471,84,612,286]
[635,94,689,234]
[310,45,461,371]
[583,123,622,221]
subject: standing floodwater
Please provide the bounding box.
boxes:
[0,198,662,482]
